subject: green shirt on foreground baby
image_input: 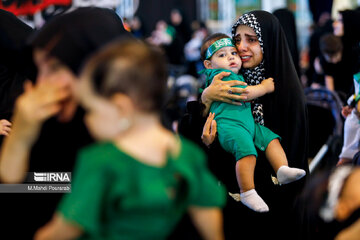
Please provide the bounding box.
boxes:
[35,39,226,240]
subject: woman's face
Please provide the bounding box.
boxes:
[234,25,263,69]
[333,13,344,37]
[170,10,182,25]
[34,48,78,122]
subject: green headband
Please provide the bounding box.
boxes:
[205,38,235,60]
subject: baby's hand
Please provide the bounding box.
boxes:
[0,119,11,136]
[341,105,353,118]
[261,78,274,93]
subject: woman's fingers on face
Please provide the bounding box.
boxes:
[2,126,11,133]
[40,86,71,106]
[39,104,63,120]
[0,131,9,136]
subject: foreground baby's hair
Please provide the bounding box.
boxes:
[84,38,167,113]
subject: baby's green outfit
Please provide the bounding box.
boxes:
[202,68,279,160]
[58,137,226,240]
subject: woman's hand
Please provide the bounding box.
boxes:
[336,158,352,166]
[12,79,70,144]
[201,72,249,115]
[0,79,71,183]
[201,112,217,147]
[341,105,353,118]
[17,80,70,125]
[0,119,11,136]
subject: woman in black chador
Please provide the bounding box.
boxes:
[0,7,131,239]
[179,10,309,240]
[273,8,301,77]
[0,9,33,137]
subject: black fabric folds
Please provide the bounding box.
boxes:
[28,7,132,75]
[340,10,360,47]
[234,11,309,240]
[0,9,33,119]
[0,9,33,68]
[320,10,360,96]
[179,10,310,240]
[1,7,132,239]
[234,10,309,172]
[273,8,300,77]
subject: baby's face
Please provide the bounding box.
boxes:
[208,46,242,73]
[77,73,124,141]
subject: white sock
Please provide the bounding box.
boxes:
[240,189,269,212]
[276,165,306,185]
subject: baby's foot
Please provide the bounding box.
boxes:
[277,166,306,185]
[240,189,269,212]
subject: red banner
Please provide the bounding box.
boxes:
[0,0,71,16]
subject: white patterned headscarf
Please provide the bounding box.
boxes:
[232,12,265,125]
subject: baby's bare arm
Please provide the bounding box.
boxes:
[245,78,274,100]
[34,213,83,240]
[188,207,224,240]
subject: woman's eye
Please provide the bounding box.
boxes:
[249,38,257,43]
[234,37,241,44]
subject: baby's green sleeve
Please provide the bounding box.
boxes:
[187,143,226,208]
[57,147,111,236]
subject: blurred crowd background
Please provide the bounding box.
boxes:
[1,0,360,169]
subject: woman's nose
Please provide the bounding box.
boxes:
[237,41,247,52]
